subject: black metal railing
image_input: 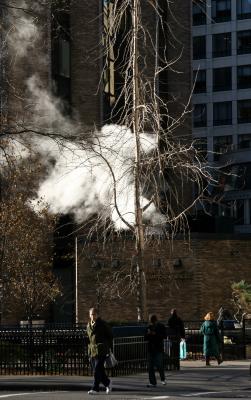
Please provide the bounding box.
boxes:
[0,320,250,375]
[184,319,251,361]
[0,326,179,376]
[0,325,89,375]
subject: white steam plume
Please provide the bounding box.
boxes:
[6,1,39,58]
[32,124,166,230]
[3,1,166,231]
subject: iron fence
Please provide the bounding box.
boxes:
[0,320,250,375]
[112,335,179,376]
[184,319,251,360]
[0,325,89,375]
[0,326,179,376]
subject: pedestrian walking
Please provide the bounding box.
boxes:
[200,311,223,366]
[86,307,113,394]
[145,314,167,387]
[167,308,185,360]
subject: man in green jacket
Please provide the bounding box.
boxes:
[86,307,113,394]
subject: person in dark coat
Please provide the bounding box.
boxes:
[200,312,222,366]
[86,308,113,394]
[167,309,185,339]
[167,309,185,361]
[145,314,167,387]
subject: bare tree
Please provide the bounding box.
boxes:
[0,155,61,322]
[89,0,212,320]
[0,0,214,322]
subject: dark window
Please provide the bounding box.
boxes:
[193,36,206,59]
[194,137,208,159]
[237,0,251,19]
[238,133,251,148]
[58,39,70,78]
[212,32,231,57]
[233,199,244,225]
[193,69,207,93]
[237,30,251,54]
[212,0,231,22]
[51,10,71,113]
[193,0,207,25]
[213,102,232,125]
[237,65,251,89]
[238,99,251,123]
[193,103,207,127]
[213,135,232,161]
[213,67,232,91]
[103,1,131,122]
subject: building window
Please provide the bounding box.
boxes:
[193,69,207,93]
[193,0,207,25]
[213,67,232,91]
[237,65,251,89]
[213,135,232,161]
[193,36,206,59]
[58,39,70,78]
[212,32,231,57]
[238,99,251,123]
[103,0,130,122]
[212,0,231,23]
[193,103,207,127]
[51,10,71,112]
[233,199,244,225]
[213,102,232,125]
[238,133,251,148]
[237,0,251,19]
[237,30,251,54]
[194,137,208,159]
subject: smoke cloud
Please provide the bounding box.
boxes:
[31,124,165,230]
[6,1,39,58]
[3,1,166,231]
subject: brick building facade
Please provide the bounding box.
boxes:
[5,1,248,325]
[76,235,251,323]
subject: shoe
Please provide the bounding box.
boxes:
[217,359,223,365]
[161,380,167,385]
[147,383,156,387]
[88,390,99,394]
[106,386,112,394]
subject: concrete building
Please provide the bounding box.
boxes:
[192,0,251,234]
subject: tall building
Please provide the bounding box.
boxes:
[192,0,251,233]
[0,0,193,323]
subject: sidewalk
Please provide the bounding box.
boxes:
[0,360,249,392]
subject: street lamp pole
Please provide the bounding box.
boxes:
[75,236,78,325]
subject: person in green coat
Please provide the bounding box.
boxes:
[200,312,223,366]
[86,307,113,394]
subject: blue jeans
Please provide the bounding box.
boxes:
[90,356,110,391]
[148,352,165,385]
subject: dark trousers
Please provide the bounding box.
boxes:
[148,352,165,385]
[90,356,110,391]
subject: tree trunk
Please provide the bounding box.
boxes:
[132,0,147,321]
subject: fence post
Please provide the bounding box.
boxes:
[42,326,46,375]
[219,321,225,360]
[242,318,246,359]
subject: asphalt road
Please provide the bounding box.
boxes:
[0,360,250,399]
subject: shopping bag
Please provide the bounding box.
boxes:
[104,351,118,368]
[180,339,187,360]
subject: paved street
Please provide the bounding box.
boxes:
[0,361,250,399]
[0,361,251,400]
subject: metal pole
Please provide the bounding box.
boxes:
[75,236,78,325]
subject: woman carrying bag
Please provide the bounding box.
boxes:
[86,308,113,394]
[200,312,223,366]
